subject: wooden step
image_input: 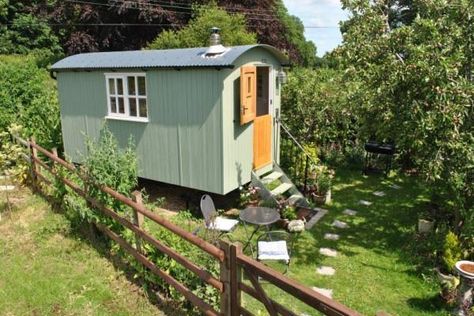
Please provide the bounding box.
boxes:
[261,171,283,184]
[271,183,293,196]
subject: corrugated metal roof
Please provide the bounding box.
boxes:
[51,44,289,71]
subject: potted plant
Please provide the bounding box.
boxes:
[306,166,333,205]
[238,185,260,207]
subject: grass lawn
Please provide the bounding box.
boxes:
[0,168,451,316]
[228,169,450,315]
[0,186,166,316]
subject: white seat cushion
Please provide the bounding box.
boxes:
[207,217,239,231]
[257,240,290,261]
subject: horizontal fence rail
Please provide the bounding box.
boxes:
[11,134,363,316]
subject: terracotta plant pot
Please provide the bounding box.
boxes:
[247,200,259,207]
[311,194,326,205]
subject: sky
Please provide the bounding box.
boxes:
[282,0,349,56]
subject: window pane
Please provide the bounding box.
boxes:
[139,98,147,117]
[118,97,125,113]
[129,98,137,116]
[108,78,115,95]
[117,78,123,95]
[128,76,136,95]
[110,97,117,113]
[138,76,146,96]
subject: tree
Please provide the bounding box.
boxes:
[274,0,317,67]
[336,0,473,242]
[0,1,62,57]
[148,4,256,49]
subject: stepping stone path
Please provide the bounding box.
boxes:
[0,185,15,191]
[319,248,337,257]
[332,220,349,229]
[312,287,333,299]
[373,191,386,197]
[343,209,357,216]
[389,184,401,189]
[359,199,372,206]
[324,233,340,241]
[316,266,335,276]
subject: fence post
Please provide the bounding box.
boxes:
[131,190,145,254]
[29,137,39,190]
[219,241,241,316]
[51,148,58,172]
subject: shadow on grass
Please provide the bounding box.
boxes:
[407,294,451,314]
[304,168,434,269]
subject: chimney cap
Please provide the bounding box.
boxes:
[205,26,227,57]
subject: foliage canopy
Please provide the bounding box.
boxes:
[148,4,256,49]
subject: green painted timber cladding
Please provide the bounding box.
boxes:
[57,46,282,195]
[57,69,224,194]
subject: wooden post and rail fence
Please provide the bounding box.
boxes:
[12,134,362,316]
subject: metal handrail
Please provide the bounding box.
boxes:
[277,120,318,191]
[278,120,318,166]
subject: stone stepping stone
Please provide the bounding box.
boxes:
[0,185,15,191]
[343,209,357,216]
[324,233,340,241]
[388,184,401,189]
[319,248,337,257]
[332,220,349,229]
[312,287,333,299]
[316,266,335,276]
[373,191,386,197]
[359,200,372,206]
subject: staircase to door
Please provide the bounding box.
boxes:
[251,120,320,208]
[251,163,309,207]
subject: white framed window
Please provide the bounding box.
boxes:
[105,73,148,122]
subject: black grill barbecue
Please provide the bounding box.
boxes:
[363,141,396,175]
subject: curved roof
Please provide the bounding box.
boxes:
[51,44,289,71]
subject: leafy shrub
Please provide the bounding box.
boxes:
[50,125,218,312]
[281,205,297,221]
[148,4,256,49]
[281,68,359,164]
[0,124,30,185]
[0,55,61,149]
[442,231,462,273]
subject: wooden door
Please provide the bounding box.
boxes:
[240,66,256,125]
[253,114,272,169]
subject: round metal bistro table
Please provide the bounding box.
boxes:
[239,206,280,255]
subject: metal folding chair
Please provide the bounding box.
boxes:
[199,194,239,239]
[256,230,293,274]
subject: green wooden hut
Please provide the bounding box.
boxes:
[51,42,292,195]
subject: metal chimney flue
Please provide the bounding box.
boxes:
[209,27,221,46]
[204,27,227,57]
